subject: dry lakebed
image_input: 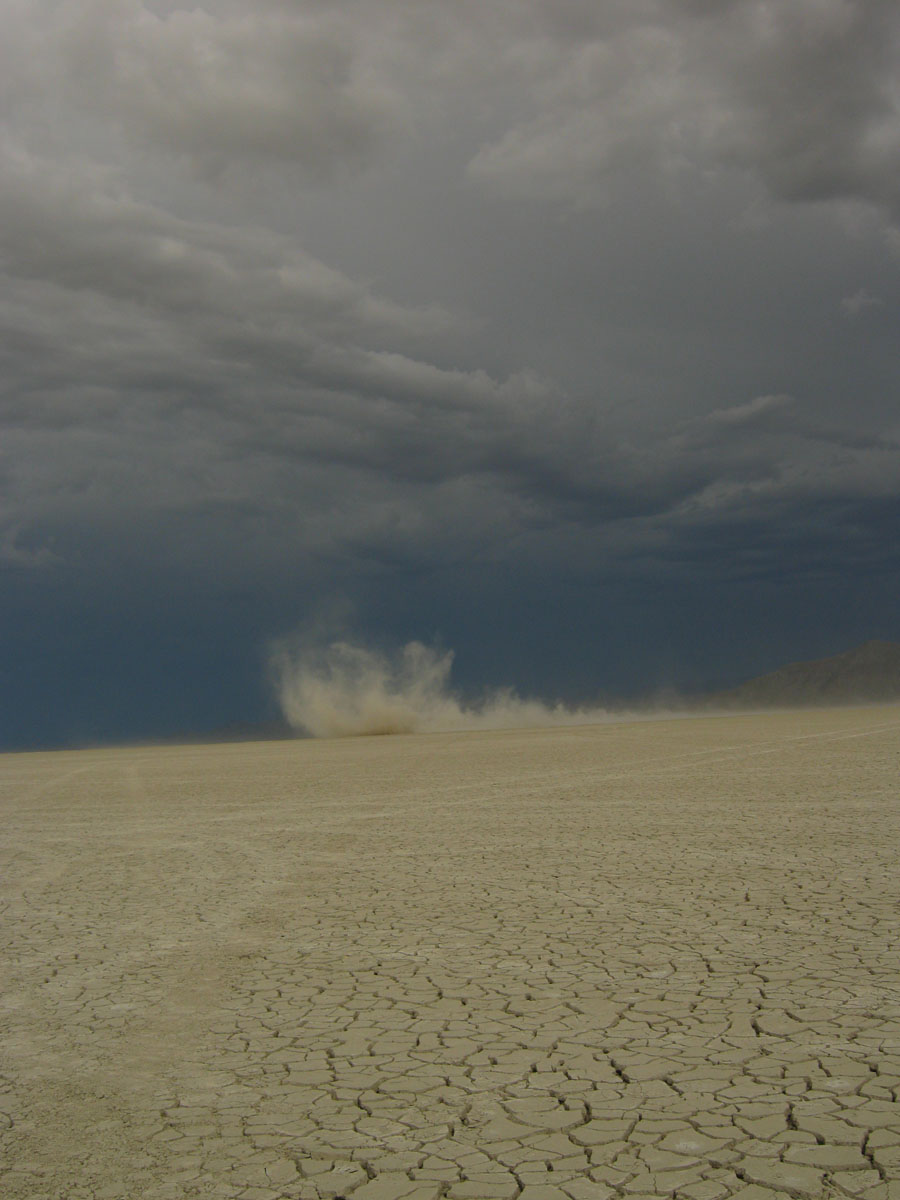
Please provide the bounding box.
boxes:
[2,705,899,1200]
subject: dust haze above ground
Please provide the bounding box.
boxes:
[2,1,900,749]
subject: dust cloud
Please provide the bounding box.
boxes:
[271,638,617,738]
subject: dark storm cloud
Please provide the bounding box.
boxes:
[8,0,403,178]
[10,1,899,213]
[1,0,900,744]
[468,0,900,217]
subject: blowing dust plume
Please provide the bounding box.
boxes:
[271,638,615,738]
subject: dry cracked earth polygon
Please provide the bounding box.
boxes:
[1,706,899,1200]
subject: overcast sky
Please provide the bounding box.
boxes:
[2,0,900,747]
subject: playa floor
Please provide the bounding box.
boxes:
[2,706,899,1200]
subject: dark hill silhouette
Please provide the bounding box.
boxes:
[715,640,900,708]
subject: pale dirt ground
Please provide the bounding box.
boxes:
[1,706,899,1200]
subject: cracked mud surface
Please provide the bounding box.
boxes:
[2,705,899,1200]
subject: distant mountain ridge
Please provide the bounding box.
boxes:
[716,640,900,708]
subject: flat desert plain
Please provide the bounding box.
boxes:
[2,706,900,1200]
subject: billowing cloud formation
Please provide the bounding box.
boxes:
[5,2,900,208]
[469,1,900,215]
[5,0,404,177]
[1,0,899,744]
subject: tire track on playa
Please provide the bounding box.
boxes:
[0,751,297,1199]
[403,714,900,813]
[0,760,94,808]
